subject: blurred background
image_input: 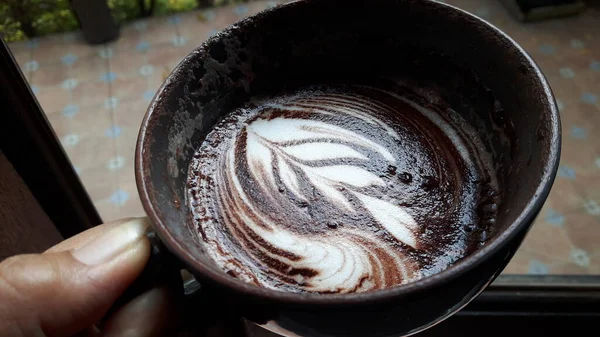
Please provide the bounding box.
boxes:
[2,0,599,276]
[1,0,233,43]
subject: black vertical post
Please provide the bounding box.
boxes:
[197,0,214,8]
[70,0,120,45]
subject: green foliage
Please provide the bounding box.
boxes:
[1,0,78,42]
[0,4,25,42]
[108,0,141,23]
[155,0,197,15]
[0,0,252,42]
[33,8,79,36]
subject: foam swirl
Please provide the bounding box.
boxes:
[189,84,498,293]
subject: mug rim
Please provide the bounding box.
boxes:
[136,0,561,306]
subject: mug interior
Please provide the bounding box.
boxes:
[136,0,560,304]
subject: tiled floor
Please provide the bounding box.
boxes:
[7,0,600,275]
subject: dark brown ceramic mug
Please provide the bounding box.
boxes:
[134,0,561,336]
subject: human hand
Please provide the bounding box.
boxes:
[0,217,178,337]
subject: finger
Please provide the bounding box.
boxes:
[0,218,150,337]
[46,218,141,253]
[101,287,178,337]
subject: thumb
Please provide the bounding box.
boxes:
[0,218,150,337]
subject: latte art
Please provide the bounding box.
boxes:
[189,83,499,293]
[245,114,418,248]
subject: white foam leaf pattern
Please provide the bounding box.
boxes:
[352,192,418,248]
[246,116,418,248]
[282,142,368,161]
[304,165,385,188]
[277,156,304,200]
[246,131,276,189]
[265,95,402,140]
[247,118,396,161]
[305,173,355,212]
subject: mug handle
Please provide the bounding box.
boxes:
[102,229,271,336]
[102,229,184,319]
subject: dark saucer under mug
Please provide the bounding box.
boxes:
[134,0,561,336]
